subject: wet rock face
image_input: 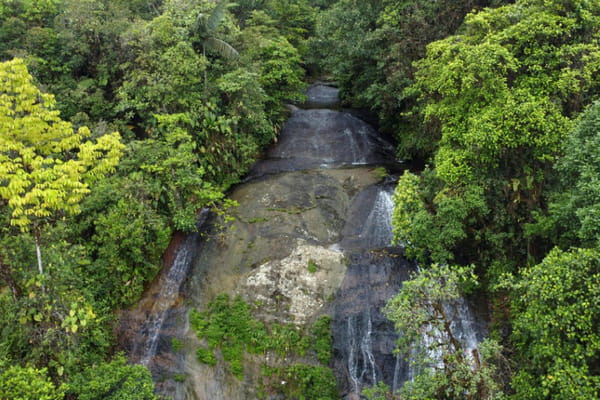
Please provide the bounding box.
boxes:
[179,167,387,400]
[184,168,380,310]
[247,109,397,179]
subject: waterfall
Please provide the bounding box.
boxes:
[345,309,381,395]
[332,250,410,398]
[453,297,480,353]
[359,189,394,248]
[333,178,486,398]
[123,83,486,400]
[138,242,193,365]
[134,209,210,366]
[360,309,378,387]
[347,317,360,393]
[392,352,403,393]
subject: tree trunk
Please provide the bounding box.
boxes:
[433,302,464,363]
[34,231,43,275]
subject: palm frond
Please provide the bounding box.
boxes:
[206,0,228,34]
[205,37,239,59]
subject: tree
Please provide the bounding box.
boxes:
[507,247,600,399]
[133,113,224,232]
[118,15,207,128]
[311,0,500,139]
[0,0,62,25]
[311,0,383,105]
[383,264,504,399]
[248,36,306,114]
[231,0,266,28]
[263,0,317,55]
[0,58,123,274]
[190,0,239,91]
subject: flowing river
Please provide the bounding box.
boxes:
[120,83,486,399]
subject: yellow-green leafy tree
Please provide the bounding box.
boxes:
[0,58,124,275]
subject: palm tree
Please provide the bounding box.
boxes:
[191,0,239,92]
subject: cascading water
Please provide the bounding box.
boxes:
[128,209,210,369]
[359,189,394,249]
[331,180,411,398]
[246,108,396,180]
[135,243,191,365]
[331,251,412,398]
[123,83,486,400]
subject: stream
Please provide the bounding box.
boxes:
[120,83,486,399]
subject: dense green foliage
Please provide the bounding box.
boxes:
[261,364,338,400]
[311,315,333,364]
[190,294,271,378]
[0,364,64,400]
[393,0,600,277]
[529,101,600,250]
[506,247,600,399]
[190,294,337,397]
[0,58,123,275]
[311,0,508,152]
[0,0,318,397]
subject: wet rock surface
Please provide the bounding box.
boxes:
[180,168,390,400]
[246,109,397,180]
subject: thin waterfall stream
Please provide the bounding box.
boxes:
[121,83,486,399]
[132,209,210,366]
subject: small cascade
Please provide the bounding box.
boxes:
[359,189,394,248]
[132,209,210,366]
[339,185,396,251]
[347,317,359,393]
[346,309,379,393]
[452,297,481,355]
[303,83,340,109]
[360,309,378,387]
[246,107,396,180]
[343,127,365,164]
[137,242,193,365]
[391,352,404,393]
